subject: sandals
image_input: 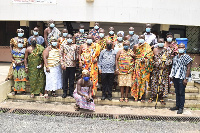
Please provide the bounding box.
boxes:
[44,94,49,99]
[30,93,35,98]
[74,105,80,111]
[160,100,166,105]
[52,93,57,97]
[141,100,145,103]
[124,98,129,103]
[148,98,153,103]
[119,98,124,102]
[12,91,17,96]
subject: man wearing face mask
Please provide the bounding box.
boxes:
[79,35,100,97]
[116,40,135,102]
[43,38,62,98]
[97,28,106,51]
[25,37,45,98]
[73,24,88,82]
[169,43,192,114]
[5,28,28,81]
[149,38,173,105]
[57,29,68,49]
[28,27,44,46]
[127,27,139,49]
[132,35,153,102]
[44,20,61,47]
[89,22,100,41]
[61,34,77,98]
[98,40,116,100]
[164,32,178,94]
[144,23,157,46]
[105,27,117,43]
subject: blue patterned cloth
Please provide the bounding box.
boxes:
[170,54,192,79]
[98,49,117,73]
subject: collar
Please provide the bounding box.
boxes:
[144,32,153,35]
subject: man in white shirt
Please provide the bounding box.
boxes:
[144,23,157,46]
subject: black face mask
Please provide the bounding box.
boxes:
[32,40,37,45]
[107,44,112,50]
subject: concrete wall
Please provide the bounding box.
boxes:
[0,80,13,102]
[0,0,200,26]
[0,46,11,62]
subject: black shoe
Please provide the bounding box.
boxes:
[62,93,67,98]
[101,97,106,100]
[68,94,74,98]
[108,97,112,101]
[177,108,183,114]
[170,106,179,111]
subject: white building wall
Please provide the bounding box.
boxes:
[0,0,200,26]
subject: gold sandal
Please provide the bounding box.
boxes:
[119,98,124,102]
[30,93,34,98]
[148,98,153,103]
[125,98,129,103]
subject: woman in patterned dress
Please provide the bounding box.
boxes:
[73,70,95,111]
[116,40,135,102]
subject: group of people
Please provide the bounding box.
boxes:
[7,20,193,114]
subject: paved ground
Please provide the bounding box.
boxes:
[0,63,10,84]
[0,113,199,133]
[1,100,200,117]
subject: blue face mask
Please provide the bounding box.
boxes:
[118,37,123,41]
[50,23,55,28]
[99,33,104,38]
[51,42,57,46]
[146,28,151,33]
[178,49,185,53]
[139,39,144,44]
[167,37,172,42]
[79,29,84,33]
[94,25,99,30]
[109,31,114,35]
[87,39,93,44]
[67,38,73,43]
[83,77,90,81]
[33,31,38,36]
[18,33,24,37]
[63,33,68,37]
[158,43,164,47]
[18,43,23,48]
[123,45,129,50]
[129,31,134,35]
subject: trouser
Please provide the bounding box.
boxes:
[101,73,114,98]
[63,67,76,96]
[173,78,186,109]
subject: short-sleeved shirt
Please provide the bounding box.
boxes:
[144,32,157,46]
[98,49,117,73]
[169,54,192,79]
[128,34,139,49]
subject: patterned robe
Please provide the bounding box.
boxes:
[131,42,153,100]
[98,38,106,51]
[80,43,100,96]
[151,47,173,98]
[28,44,45,94]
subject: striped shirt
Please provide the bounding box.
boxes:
[169,54,192,79]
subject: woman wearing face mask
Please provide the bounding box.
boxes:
[149,38,173,105]
[116,40,135,102]
[43,38,62,98]
[114,31,124,53]
[79,35,100,97]
[5,29,28,81]
[73,69,95,111]
[11,39,28,96]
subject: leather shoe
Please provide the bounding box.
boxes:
[170,106,179,111]
[108,97,112,101]
[101,97,106,100]
[62,93,67,98]
[177,108,183,114]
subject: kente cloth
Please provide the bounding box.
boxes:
[131,42,153,100]
[47,27,61,45]
[12,48,27,91]
[28,44,45,94]
[80,43,100,96]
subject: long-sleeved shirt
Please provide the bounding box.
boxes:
[98,49,117,73]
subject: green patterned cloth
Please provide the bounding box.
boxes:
[28,44,45,94]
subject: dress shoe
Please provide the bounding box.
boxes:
[177,108,183,114]
[108,97,112,101]
[62,93,67,98]
[170,106,179,111]
[101,97,106,100]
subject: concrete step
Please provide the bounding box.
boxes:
[170,87,199,93]
[167,93,200,100]
[7,93,200,108]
